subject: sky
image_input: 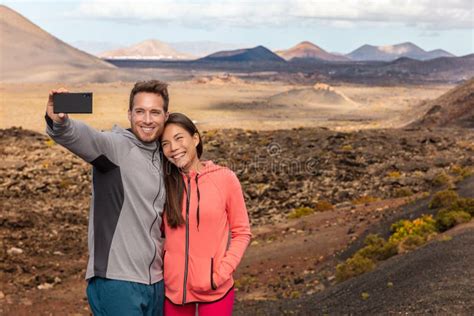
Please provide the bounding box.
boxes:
[1,0,473,56]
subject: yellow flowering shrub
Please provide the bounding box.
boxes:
[389,215,437,244]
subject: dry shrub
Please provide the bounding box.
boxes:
[450,165,473,178]
[386,171,401,179]
[352,195,379,205]
[429,190,459,209]
[435,209,471,232]
[449,197,474,216]
[287,207,314,219]
[432,172,451,187]
[314,200,334,212]
[336,254,375,282]
[393,187,414,198]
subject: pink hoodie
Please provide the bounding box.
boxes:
[163,161,251,304]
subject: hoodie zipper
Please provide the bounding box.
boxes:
[148,145,160,284]
[182,175,191,304]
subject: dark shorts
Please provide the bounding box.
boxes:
[86,277,164,316]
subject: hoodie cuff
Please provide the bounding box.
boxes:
[45,113,54,129]
[45,113,70,135]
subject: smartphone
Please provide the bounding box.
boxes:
[53,92,93,114]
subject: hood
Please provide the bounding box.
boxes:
[182,160,227,179]
[181,160,229,230]
[111,124,159,151]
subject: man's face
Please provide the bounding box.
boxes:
[128,92,168,143]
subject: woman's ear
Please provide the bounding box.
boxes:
[193,133,200,147]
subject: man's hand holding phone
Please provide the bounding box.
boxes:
[46,89,93,123]
[46,88,69,124]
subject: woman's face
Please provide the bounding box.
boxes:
[161,123,200,171]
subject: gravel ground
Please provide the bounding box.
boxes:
[235,177,474,315]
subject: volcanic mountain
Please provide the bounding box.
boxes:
[168,41,244,58]
[275,41,350,62]
[198,46,286,63]
[99,39,195,60]
[0,5,115,82]
[347,42,455,61]
[408,78,474,128]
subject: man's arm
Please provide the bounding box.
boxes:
[45,89,118,166]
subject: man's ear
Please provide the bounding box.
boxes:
[128,110,132,123]
[165,111,169,122]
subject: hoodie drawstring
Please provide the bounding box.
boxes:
[195,175,201,231]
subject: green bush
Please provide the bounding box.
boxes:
[336,254,375,282]
[357,234,398,261]
[449,198,474,216]
[429,190,459,209]
[435,209,471,232]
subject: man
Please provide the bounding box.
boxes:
[45,80,169,315]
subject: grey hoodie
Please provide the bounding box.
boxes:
[46,116,165,285]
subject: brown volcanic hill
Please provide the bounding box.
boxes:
[99,39,195,60]
[268,82,356,108]
[0,5,115,82]
[275,41,350,62]
[347,42,456,61]
[408,78,474,128]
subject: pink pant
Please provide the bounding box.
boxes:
[164,289,234,316]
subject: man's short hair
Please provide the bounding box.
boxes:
[129,80,169,112]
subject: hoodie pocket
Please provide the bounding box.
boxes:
[188,256,214,293]
[210,257,217,290]
[163,251,182,293]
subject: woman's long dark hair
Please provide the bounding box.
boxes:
[162,113,203,228]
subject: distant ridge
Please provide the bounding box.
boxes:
[168,41,244,57]
[199,46,286,63]
[99,39,195,60]
[0,5,115,82]
[276,41,349,62]
[347,42,455,61]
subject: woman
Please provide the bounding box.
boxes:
[160,113,251,315]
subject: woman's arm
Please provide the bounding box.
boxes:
[213,171,252,288]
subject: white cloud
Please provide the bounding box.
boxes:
[75,0,474,30]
